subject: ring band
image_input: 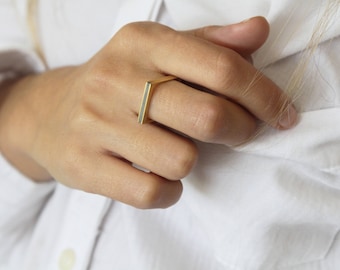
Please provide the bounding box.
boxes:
[138,75,177,124]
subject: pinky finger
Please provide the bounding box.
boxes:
[79,154,183,209]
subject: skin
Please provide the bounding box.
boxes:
[0,17,297,209]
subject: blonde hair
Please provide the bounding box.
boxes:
[27,0,48,67]
[244,0,340,142]
[283,0,339,108]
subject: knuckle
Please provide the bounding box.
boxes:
[116,22,144,43]
[193,99,226,142]
[211,50,242,90]
[169,142,198,179]
[116,22,168,50]
[136,180,164,209]
[116,22,177,64]
[135,178,183,209]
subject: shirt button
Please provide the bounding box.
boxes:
[58,248,76,270]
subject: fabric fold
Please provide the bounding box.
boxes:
[164,0,340,67]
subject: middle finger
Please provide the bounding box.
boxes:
[146,79,257,145]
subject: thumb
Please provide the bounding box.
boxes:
[185,16,270,56]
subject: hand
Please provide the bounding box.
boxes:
[0,17,297,208]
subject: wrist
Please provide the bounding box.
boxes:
[0,76,52,182]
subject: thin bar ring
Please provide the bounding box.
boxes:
[138,75,177,124]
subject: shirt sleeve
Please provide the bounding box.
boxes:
[0,0,45,83]
[0,1,53,264]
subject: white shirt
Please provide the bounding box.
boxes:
[1,0,340,269]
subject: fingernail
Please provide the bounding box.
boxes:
[279,104,298,129]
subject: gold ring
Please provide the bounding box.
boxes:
[138,75,177,124]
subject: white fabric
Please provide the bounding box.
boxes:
[0,0,340,269]
[0,154,55,270]
[0,0,44,82]
[165,0,340,67]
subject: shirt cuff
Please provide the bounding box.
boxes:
[0,47,45,83]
